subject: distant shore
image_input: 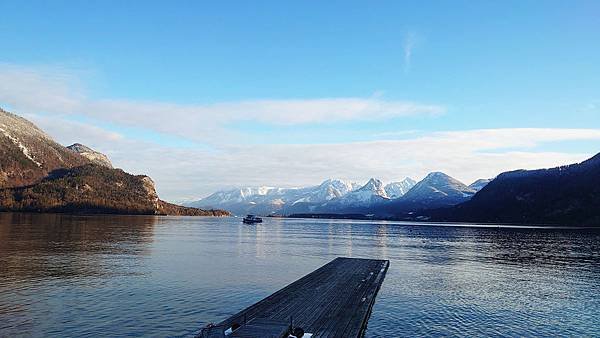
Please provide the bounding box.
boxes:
[0,208,231,217]
[277,213,599,228]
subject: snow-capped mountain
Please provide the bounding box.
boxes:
[188,177,420,215]
[468,178,492,192]
[402,172,476,206]
[190,173,477,216]
[373,172,477,216]
[337,178,389,204]
[310,178,394,213]
[384,178,417,198]
[187,179,362,215]
[294,179,359,204]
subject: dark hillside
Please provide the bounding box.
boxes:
[432,153,600,226]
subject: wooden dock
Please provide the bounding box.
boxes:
[198,257,389,338]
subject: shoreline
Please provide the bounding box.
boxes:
[0,210,231,217]
[271,214,600,229]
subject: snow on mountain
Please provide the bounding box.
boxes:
[435,152,600,226]
[338,178,389,204]
[307,178,398,214]
[0,108,89,188]
[188,178,361,215]
[190,177,420,215]
[0,108,226,216]
[384,178,417,198]
[192,175,455,216]
[468,178,492,192]
[67,143,113,168]
[293,179,359,204]
[402,172,476,205]
[197,186,295,205]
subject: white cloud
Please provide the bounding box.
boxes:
[2,64,598,203]
[0,64,86,114]
[26,113,123,145]
[403,32,417,73]
[83,125,599,202]
[0,64,444,144]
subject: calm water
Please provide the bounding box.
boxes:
[1,213,599,337]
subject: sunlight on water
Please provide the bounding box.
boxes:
[0,213,599,337]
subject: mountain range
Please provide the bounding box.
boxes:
[192,151,600,227]
[0,108,229,216]
[3,108,598,226]
[188,174,488,216]
[188,178,363,215]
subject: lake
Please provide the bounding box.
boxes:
[1,213,599,337]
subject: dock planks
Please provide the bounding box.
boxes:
[198,257,389,338]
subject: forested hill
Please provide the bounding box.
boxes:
[430,153,600,226]
[0,108,229,216]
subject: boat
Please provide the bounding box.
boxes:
[242,214,263,224]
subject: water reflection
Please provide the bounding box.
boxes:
[0,213,156,281]
[0,213,158,336]
[0,215,599,337]
[375,224,389,259]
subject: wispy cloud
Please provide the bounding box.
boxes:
[26,114,124,144]
[579,101,599,113]
[163,128,598,200]
[403,32,417,73]
[2,63,599,202]
[0,64,444,144]
[31,116,600,202]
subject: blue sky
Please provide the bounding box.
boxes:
[1,1,599,201]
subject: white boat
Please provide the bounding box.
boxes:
[242,214,263,224]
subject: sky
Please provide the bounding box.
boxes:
[1,0,599,202]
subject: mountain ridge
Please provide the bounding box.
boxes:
[468,178,492,192]
[0,108,89,188]
[402,172,476,204]
[429,153,600,226]
[0,108,229,216]
[385,178,417,198]
[191,174,486,216]
[67,143,113,168]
